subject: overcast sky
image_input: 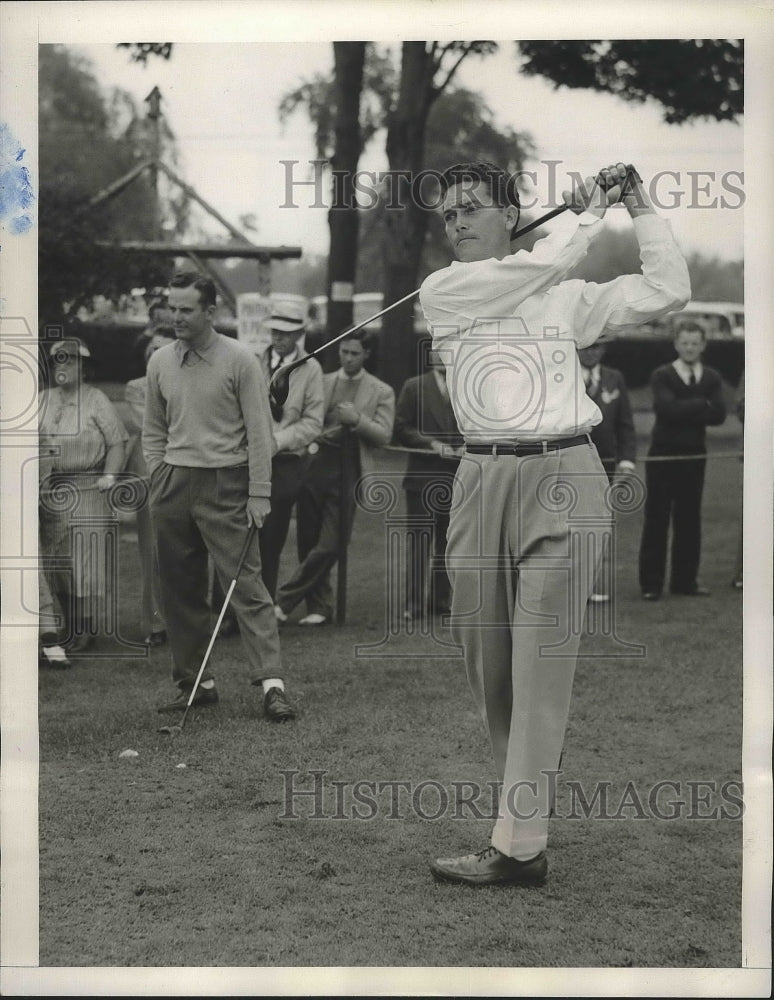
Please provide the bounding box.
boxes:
[72,40,744,262]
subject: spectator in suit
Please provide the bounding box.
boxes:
[393,349,464,620]
[638,322,726,599]
[124,326,176,646]
[216,302,324,635]
[274,330,395,626]
[577,337,636,603]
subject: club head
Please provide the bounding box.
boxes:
[158,724,183,736]
[269,369,290,408]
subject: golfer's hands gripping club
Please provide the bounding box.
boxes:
[562,162,645,220]
[247,496,270,529]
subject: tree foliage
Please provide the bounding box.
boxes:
[278,44,396,160]
[39,45,185,322]
[516,40,743,124]
[356,86,534,288]
[117,43,174,65]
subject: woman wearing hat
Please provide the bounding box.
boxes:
[38,338,128,654]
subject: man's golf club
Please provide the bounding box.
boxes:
[268,164,642,410]
[158,522,258,736]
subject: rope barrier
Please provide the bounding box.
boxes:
[37,443,744,497]
[381,444,744,463]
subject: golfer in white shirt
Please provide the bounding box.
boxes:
[420,160,690,886]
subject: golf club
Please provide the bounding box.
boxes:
[268,164,642,409]
[158,521,258,736]
[269,287,421,409]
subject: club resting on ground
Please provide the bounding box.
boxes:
[158,522,258,736]
[268,164,642,409]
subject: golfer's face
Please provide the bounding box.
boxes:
[339,340,367,376]
[168,286,213,343]
[442,180,515,262]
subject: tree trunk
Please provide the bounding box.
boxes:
[325,42,366,368]
[380,43,437,391]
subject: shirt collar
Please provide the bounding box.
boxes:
[673,358,702,383]
[271,348,298,368]
[175,332,218,365]
[337,367,365,382]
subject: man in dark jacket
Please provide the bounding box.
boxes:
[577,338,636,481]
[638,322,726,599]
[577,338,636,602]
[394,351,464,620]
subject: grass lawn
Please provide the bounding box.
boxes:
[37,407,747,971]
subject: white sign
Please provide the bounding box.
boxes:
[236,293,272,355]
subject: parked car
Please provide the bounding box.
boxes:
[618,301,744,341]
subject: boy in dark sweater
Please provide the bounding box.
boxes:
[638,322,726,598]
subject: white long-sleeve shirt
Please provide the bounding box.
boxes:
[419,210,690,441]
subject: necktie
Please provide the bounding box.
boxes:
[270,354,284,421]
[689,369,697,386]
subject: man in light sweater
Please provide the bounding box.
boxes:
[419,160,690,886]
[143,272,296,722]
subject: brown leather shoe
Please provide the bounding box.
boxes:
[429,845,547,887]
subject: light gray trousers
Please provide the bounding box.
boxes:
[446,441,610,860]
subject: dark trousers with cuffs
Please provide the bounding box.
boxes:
[149,463,282,688]
[404,488,452,616]
[638,454,706,594]
[275,445,356,619]
[214,452,306,609]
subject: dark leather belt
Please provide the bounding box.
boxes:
[465,434,591,457]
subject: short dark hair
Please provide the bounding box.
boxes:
[169,272,217,309]
[674,321,707,341]
[439,161,521,214]
[339,328,373,352]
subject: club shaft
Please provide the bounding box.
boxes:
[178,522,257,729]
[272,288,421,384]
